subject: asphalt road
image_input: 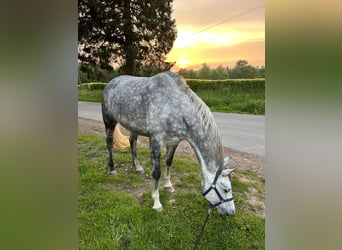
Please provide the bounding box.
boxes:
[78,101,265,157]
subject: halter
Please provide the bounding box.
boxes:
[202,168,234,208]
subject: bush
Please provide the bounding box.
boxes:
[78,63,120,84]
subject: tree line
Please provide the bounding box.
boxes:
[178,60,265,80]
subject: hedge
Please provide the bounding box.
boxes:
[185,79,265,92]
[78,78,265,93]
[78,82,107,91]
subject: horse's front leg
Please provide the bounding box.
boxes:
[129,133,144,174]
[150,136,162,212]
[164,144,178,192]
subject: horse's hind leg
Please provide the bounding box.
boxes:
[150,136,163,212]
[129,133,144,174]
[105,121,117,175]
[163,144,178,192]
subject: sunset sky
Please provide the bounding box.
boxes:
[166,0,265,70]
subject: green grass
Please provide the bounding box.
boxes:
[78,83,265,115]
[195,87,265,114]
[78,133,265,249]
[78,89,103,102]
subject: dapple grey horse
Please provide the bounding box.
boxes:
[102,72,235,215]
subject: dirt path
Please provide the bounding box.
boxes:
[78,117,265,217]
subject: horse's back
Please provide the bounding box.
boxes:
[102,72,195,139]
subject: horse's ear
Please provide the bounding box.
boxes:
[222,168,235,177]
[223,156,230,167]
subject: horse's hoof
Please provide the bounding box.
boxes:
[136,166,145,174]
[110,170,117,176]
[153,206,163,212]
[164,185,175,193]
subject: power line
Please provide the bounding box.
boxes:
[182,4,264,39]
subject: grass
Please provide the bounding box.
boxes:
[78,89,103,103]
[195,87,264,114]
[78,133,265,249]
[78,84,265,115]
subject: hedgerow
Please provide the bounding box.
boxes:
[78,79,265,93]
[186,79,265,92]
[78,82,107,91]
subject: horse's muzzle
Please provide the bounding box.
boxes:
[218,208,235,215]
[218,203,236,215]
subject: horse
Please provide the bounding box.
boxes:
[102,71,235,215]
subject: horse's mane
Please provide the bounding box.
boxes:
[163,72,223,163]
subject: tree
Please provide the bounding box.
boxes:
[211,65,228,80]
[236,59,248,67]
[178,68,198,79]
[257,65,265,78]
[78,0,177,75]
[229,60,258,79]
[197,63,211,79]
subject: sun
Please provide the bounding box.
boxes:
[177,59,190,69]
[166,51,194,70]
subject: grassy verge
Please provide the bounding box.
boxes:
[78,89,103,103]
[78,133,265,249]
[195,87,264,114]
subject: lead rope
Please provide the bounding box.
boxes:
[193,208,212,250]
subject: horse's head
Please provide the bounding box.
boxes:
[203,157,236,215]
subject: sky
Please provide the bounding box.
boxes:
[166,0,265,70]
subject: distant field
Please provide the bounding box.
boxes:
[78,79,265,115]
[78,133,265,249]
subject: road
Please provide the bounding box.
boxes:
[78,101,265,157]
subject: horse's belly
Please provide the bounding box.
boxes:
[118,118,149,136]
[163,136,182,146]
[112,99,149,135]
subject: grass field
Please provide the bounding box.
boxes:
[78,84,264,115]
[78,133,265,249]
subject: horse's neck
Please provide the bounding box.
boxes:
[186,126,222,186]
[183,88,223,180]
[189,141,215,186]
